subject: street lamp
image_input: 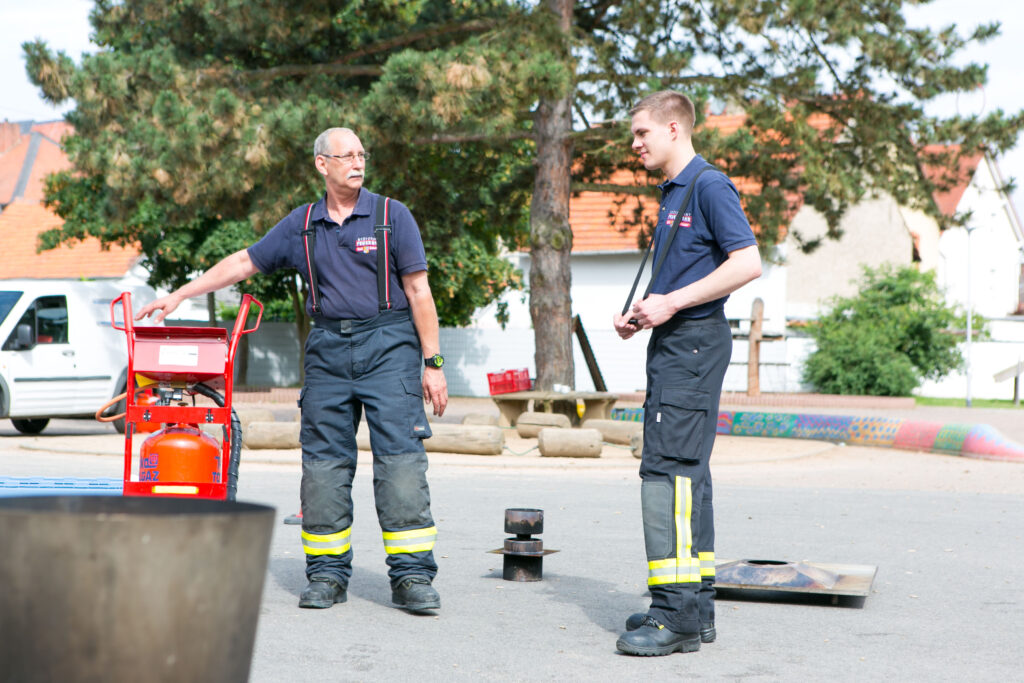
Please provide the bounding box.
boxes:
[965,224,976,408]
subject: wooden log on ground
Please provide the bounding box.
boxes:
[244,421,301,449]
[630,431,643,459]
[538,427,603,458]
[357,422,503,455]
[516,411,572,438]
[425,423,504,455]
[582,418,642,445]
[462,413,499,426]
[235,407,276,433]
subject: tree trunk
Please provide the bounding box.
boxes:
[529,0,575,391]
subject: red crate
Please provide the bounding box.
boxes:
[487,368,532,395]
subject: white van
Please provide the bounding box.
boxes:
[0,279,158,434]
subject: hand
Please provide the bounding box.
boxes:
[422,368,448,417]
[135,294,182,324]
[613,312,639,340]
[630,293,678,329]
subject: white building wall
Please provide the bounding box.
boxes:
[936,158,1024,318]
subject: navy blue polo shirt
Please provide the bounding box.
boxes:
[247,189,428,320]
[649,155,757,319]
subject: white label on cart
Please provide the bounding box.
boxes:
[158,344,200,367]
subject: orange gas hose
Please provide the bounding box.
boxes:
[95,385,151,422]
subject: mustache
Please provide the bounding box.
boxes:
[347,171,363,179]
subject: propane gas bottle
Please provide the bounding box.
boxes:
[139,424,221,483]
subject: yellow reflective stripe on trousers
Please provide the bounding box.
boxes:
[699,551,715,578]
[647,557,701,585]
[647,476,699,586]
[382,526,437,554]
[302,527,352,556]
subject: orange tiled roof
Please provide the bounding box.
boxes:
[0,200,141,278]
[569,113,788,253]
[921,145,983,217]
[568,112,980,252]
[0,120,142,279]
[0,121,73,205]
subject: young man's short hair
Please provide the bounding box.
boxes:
[629,91,696,133]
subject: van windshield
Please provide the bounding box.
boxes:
[0,291,23,326]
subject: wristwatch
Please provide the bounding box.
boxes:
[424,353,444,369]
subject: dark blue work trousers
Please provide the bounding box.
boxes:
[298,309,437,586]
[639,309,731,634]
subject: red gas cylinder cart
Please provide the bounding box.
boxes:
[110,292,263,501]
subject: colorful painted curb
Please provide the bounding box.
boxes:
[611,407,1024,462]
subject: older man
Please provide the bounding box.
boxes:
[137,127,448,614]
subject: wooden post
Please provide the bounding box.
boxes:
[747,298,764,397]
[573,315,607,391]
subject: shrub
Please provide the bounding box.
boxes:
[803,264,980,396]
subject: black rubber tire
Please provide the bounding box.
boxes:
[110,382,128,434]
[11,418,49,435]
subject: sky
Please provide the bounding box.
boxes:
[2,0,1023,207]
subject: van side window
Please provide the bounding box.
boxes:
[2,296,69,349]
[34,296,69,344]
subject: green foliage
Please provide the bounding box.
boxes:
[803,265,984,396]
[23,0,1024,386]
[26,0,529,326]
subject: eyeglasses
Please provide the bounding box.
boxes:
[319,152,370,163]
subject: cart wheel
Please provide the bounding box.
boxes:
[11,418,49,435]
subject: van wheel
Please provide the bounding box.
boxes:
[11,418,49,435]
[111,384,128,434]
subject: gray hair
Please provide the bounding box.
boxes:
[313,127,356,158]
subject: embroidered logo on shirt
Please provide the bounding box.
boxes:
[354,236,378,254]
[665,211,692,228]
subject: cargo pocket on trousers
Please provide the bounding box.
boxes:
[649,387,709,462]
[400,377,433,440]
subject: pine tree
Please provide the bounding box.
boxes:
[27,0,1023,390]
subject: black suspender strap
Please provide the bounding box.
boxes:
[621,165,713,320]
[374,195,393,312]
[300,203,323,315]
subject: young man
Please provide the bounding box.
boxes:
[136,127,448,614]
[613,91,762,655]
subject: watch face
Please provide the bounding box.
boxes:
[427,354,444,368]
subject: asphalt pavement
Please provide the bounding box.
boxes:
[1,400,1023,681]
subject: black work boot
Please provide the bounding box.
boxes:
[616,616,701,656]
[391,575,440,612]
[626,612,716,643]
[298,577,347,609]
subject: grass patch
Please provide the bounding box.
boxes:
[914,396,1023,409]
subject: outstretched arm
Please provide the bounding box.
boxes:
[135,248,260,323]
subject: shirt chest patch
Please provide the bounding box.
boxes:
[353,236,378,254]
[665,211,692,228]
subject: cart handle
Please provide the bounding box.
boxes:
[110,291,135,368]
[228,294,263,363]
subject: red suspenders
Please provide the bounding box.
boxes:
[301,195,393,317]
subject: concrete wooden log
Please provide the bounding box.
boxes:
[630,431,643,459]
[425,423,504,455]
[582,418,643,445]
[538,427,603,458]
[235,408,277,434]
[516,411,572,438]
[243,421,301,450]
[356,422,503,455]
[462,413,499,426]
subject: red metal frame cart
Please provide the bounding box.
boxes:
[111,293,263,499]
